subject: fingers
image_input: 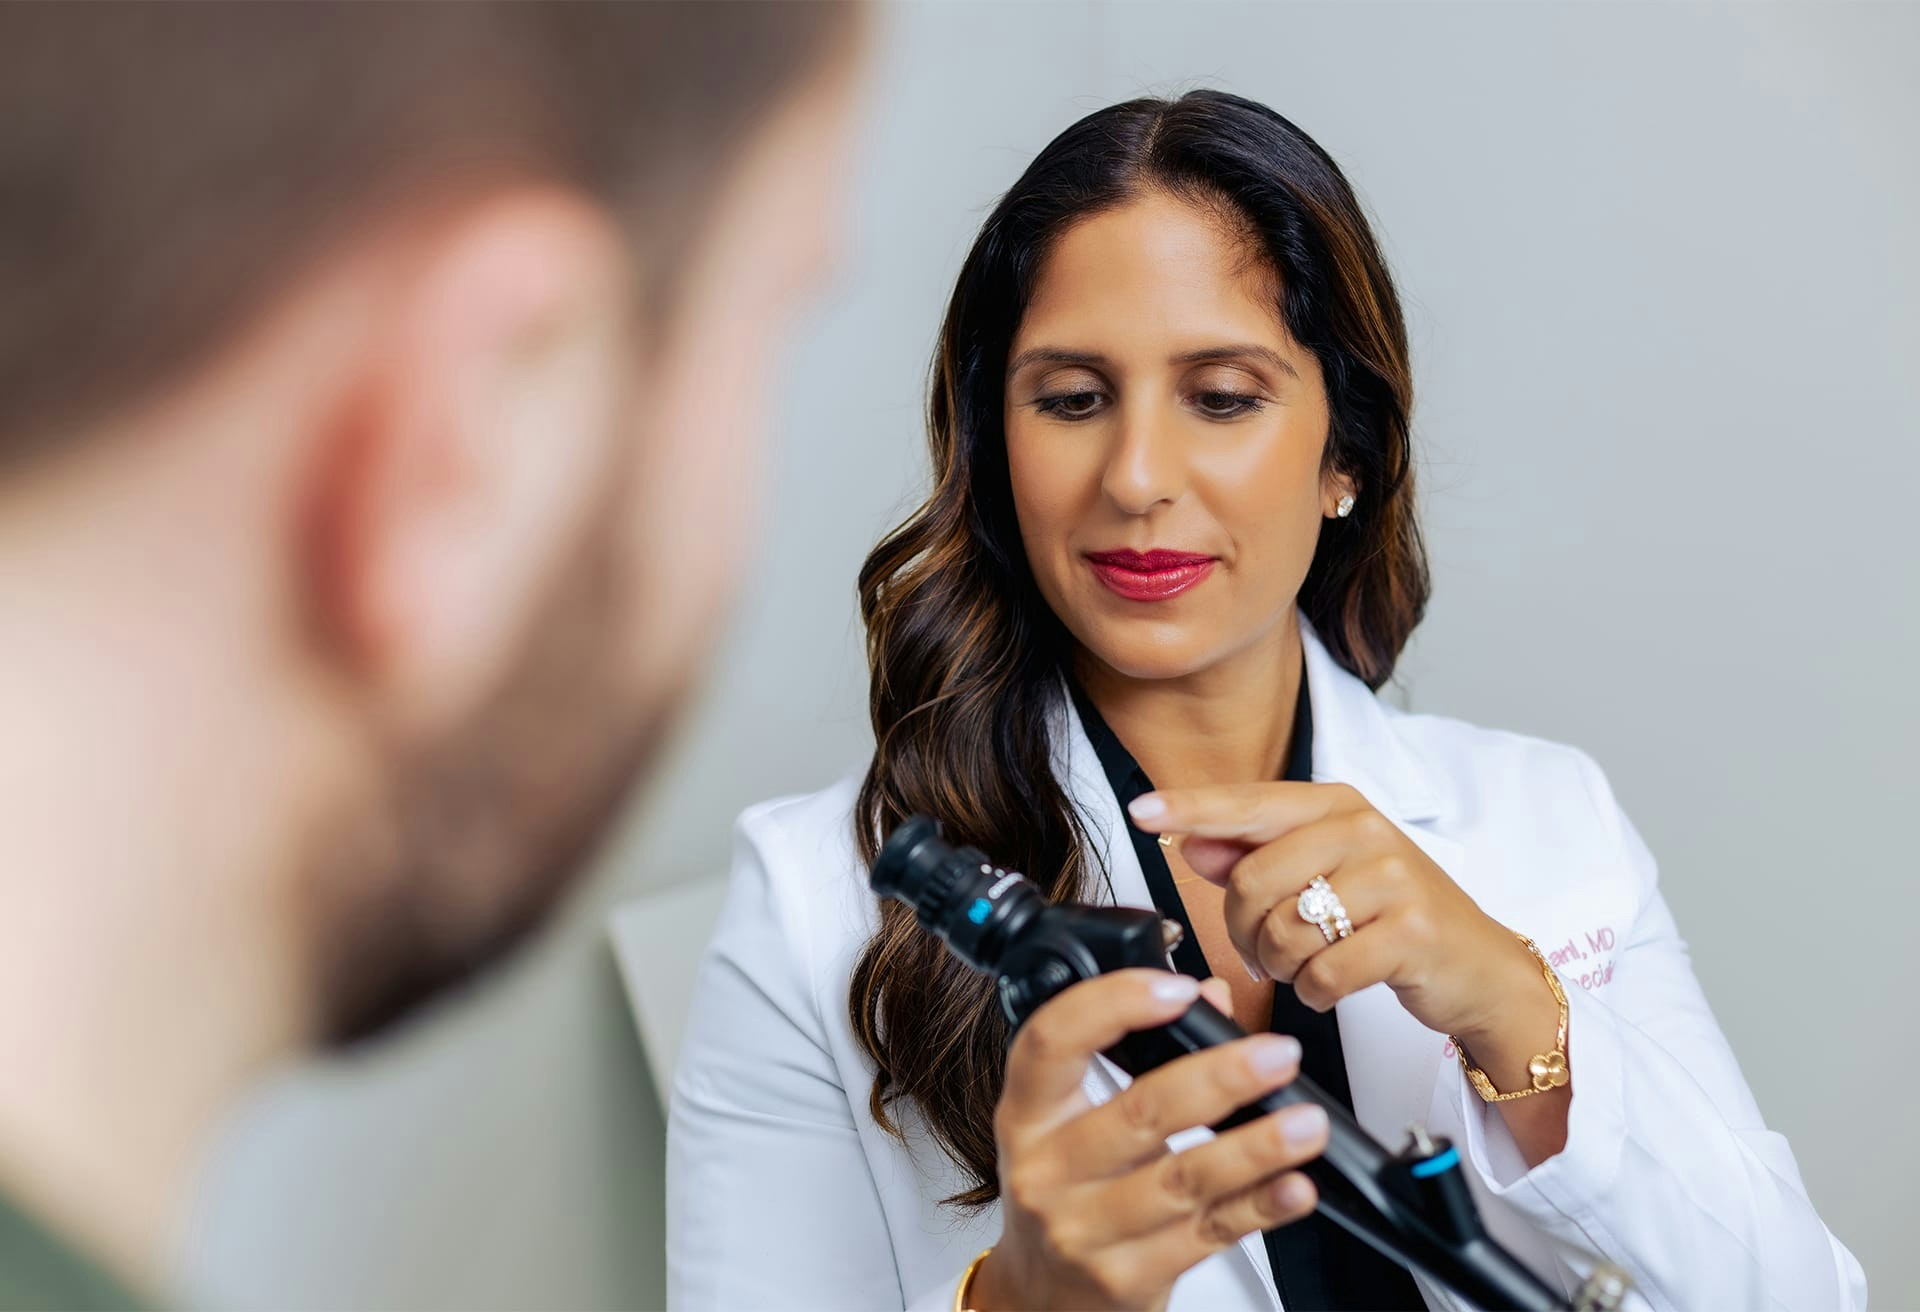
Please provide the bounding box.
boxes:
[1128,781,1362,845]
[1221,816,1373,977]
[999,970,1201,1137]
[1287,922,1401,1012]
[1101,1166,1321,1296]
[1045,1033,1303,1177]
[1189,1168,1321,1252]
[1090,1099,1331,1241]
[1176,835,1257,885]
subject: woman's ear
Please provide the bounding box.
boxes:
[1322,469,1359,519]
[300,187,635,738]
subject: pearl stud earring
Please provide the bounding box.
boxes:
[1335,493,1355,518]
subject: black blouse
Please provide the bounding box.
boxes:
[1067,673,1425,1311]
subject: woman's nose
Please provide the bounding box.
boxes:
[1100,405,1186,515]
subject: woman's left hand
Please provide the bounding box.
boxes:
[1126,782,1536,1047]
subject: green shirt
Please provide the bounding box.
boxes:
[0,1190,144,1311]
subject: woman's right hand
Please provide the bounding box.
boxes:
[969,970,1330,1312]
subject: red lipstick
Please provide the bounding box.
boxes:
[1084,548,1217,602]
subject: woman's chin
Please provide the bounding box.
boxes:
[1074,629,1225,684]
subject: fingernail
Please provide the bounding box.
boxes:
[1241,953,1268,984]
[1275,1174,1316,1211]
[1248,1035,1301,1076]
[1281,1104,1329,1148]
[1128,794,1166,822]
[1150,974,1201,1005]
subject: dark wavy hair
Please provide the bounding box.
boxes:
[850,89,1430,1209]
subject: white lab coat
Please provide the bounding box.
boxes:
[666,620,1867,1311]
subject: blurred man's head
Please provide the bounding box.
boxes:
[0,3,865,1057]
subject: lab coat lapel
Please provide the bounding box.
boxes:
[1301,622,1468,1176]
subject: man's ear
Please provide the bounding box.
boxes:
[303,188,633,736]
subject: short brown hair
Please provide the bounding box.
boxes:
[0,2,859,459]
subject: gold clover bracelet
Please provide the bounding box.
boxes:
[1452,932,1571,1102]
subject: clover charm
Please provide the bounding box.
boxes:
[1527,1051,1570,1092]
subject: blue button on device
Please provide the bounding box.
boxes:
[1410,1145,1461,1178]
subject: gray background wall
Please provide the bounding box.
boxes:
[182,3,1920,1308]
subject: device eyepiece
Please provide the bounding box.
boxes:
[868,815,1043,972]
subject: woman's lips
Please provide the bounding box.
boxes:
[1084,548,1217,602]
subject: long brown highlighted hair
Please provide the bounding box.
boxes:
[851,90,1430,1209]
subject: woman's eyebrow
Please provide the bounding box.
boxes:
[1172,343,1300,380]
[1005,343,1300,380]
[1005,346,1107,378]
[1006,343,1305,380]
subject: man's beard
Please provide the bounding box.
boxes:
[306,493,689,1049]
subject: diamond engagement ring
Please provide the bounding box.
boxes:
[1296,875,1354,943]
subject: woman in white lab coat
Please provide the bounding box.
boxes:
[667,89,1866,1311]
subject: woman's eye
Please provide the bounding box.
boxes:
[1194,390,1264,418]
[1035,390,1104,419]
